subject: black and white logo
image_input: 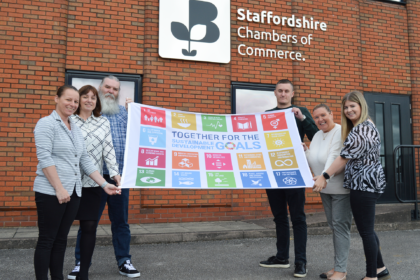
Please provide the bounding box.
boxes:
[159,0,230,63]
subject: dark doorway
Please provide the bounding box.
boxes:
[365,92,412,203]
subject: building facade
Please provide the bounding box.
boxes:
[0,0,417,227]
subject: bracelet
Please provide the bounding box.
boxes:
[100,181,108,188]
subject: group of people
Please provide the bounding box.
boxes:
[260,80,390,280]
[33,77,390,280]
[33,76,140,280]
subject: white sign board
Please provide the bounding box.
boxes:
[159,0,231,63]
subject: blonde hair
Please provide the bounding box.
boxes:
[341,90,370,142]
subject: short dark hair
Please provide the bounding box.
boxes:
[276,79,294,91]
[313,103,331,113]
[56,85,78,98]
[74,85,102,117]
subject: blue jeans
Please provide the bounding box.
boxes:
[75,175,131,267]
[266,188,307,264]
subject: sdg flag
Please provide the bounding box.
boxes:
[121,104,314,189]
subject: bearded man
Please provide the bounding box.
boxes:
[68,76,140,279]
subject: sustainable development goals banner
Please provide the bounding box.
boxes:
[121,104,314,189]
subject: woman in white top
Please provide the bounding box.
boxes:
[303,104,352,280]
[69,85,121,280]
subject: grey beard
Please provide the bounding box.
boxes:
[100,93,120,115]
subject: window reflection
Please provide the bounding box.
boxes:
[72,78,135,107]
[392,104,401,149]
[235,89,278,114]
[375,103,386,169]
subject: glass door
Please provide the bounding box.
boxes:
[365,92,412,203]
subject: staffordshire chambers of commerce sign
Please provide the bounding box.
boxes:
[159,0,328,64]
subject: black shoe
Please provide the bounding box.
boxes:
[67,262,80,280]
[294,262,307,278]
[319,272,328,279]
[378,268,391,280]
[259,256,290,268]
[119,260,141,278]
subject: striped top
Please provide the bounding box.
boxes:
[71,114,119,188]
[340,120,386,193]
[33,110,98,196]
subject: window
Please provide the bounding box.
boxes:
[65,71,142,106]
[231,82,277,114]
[377,0,406,5]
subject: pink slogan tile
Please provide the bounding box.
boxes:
[138,148,166,168]
[204,153,233,171]
[231,115,258,132]
[141,107,166,128]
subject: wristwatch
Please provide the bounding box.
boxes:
[322,172,330,180]
[300,115,306,121]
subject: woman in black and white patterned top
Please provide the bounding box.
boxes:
[313,91,390,280]
[340,119,386,194]
[69,85,121,280]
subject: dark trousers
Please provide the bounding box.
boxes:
[350,189,385,278]
[266,188,307,264]
[75,175,131,267]
[34,189,80,280]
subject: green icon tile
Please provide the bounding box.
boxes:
[201,115,228,132]
[136,168,166,187]
[206,172,236,188]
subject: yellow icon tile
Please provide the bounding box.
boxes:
[268,149,299,170]
[237,153,266,170]
[171,112,197,130]
[264,131,293,150]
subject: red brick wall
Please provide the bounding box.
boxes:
[0,0,70,226]
[0,0,416,226]
[407,1,420,200]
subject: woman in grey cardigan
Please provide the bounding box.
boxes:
[304,104,351,280]
[33,85,120,280]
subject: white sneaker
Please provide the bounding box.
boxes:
[67,262,80,279]
[119,260,141,278]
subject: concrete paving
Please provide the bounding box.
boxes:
[1,230,419,280]
[0,203,419,250]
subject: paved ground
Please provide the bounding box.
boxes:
[1,229,419,280]
[1,204,418,250]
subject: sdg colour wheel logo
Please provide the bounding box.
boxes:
[159,0,231,63]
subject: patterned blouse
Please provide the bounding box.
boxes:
[340,120,386,193]
[71,114,119,188]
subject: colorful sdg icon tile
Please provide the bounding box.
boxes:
[136,168,166,187]
[172,171,201,188]
[171,112,197,130]
[273,170,305,188]
[240,171,270,188]
[264,131,293,150]
[206,172,236,188]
